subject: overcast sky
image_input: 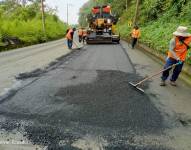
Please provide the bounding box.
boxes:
[46,0,89,24]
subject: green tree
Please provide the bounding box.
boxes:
[0,0,68,51]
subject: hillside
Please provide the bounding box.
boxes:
[79,0,191,64]
[0,0,68,51]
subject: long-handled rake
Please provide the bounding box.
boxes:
[129,62,181,93]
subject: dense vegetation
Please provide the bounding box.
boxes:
[0,0,67,50]
[79,0,191,64]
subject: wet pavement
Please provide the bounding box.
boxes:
[0,43,189,149]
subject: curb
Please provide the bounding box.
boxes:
[123,38,191,86]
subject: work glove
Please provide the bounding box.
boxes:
[176,57,182,65]
[178,60,183,65]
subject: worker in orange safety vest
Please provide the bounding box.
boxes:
[82,29,87,44]
[131,25,141,49]
[66,27,76,49]
[160,26,191,86]
[78,28,83,43]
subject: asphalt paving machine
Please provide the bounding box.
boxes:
[86,5,120,44]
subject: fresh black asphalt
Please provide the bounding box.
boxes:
[0,44,173,149]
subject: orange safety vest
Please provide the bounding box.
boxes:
[66,29,73,40]
[168,37,191,61]
[78,29,83,36]
[132,29,140,38]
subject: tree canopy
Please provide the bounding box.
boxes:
[0,0,68,50]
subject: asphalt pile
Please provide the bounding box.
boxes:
[22,71,167,149]
[54,70,163,132]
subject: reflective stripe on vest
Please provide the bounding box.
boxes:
[168,37,191,61]
[66,29,73,40]
[132,29,140,38]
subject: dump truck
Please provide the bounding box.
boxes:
[86,5,120,44]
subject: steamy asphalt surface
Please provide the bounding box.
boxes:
[0,44,174,149]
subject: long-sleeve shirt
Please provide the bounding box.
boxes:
[169,38,178,60]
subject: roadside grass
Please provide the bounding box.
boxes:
[1,17,67,43]
[0,19,67,52]
[117,2,191,65]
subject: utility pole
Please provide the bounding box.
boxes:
[133,0,140,26]
[67,3,69,25]
[41,0,46,34]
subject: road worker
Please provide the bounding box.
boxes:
[66,27,76,49]
[82,29,87,44]
[160,26,191,86]
[131,25,141,49]
[78,28,83,43]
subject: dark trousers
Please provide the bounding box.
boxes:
[131,38,138,48]
[67,39,73,49]
[161,58,184,82]
[82,36,86,44]
[78,35,82,43]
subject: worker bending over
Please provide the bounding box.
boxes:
[160,26,191,86]
[66,28,76,49]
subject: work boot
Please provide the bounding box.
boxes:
[170,81,177,86]
[160,80,166,86]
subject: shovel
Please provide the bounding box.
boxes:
[129,62,181,93]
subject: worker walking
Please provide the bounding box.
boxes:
[78,28,83,43]
[131,25,141,49]
[160,26,191,86]
[66,27,76,49]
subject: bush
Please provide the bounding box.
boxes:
[117,0,191,64]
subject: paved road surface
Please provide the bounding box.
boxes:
[0,40,191,150]
[0,39,70,95]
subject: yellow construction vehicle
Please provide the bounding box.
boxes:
[86,5,120,44]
